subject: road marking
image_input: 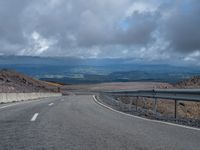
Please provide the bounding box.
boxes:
[93,95,200,131]
[48,103,54,106]
[0,99,45,110]
[30,113,39,122]
[0,103,20,109]
[0,99,42,110]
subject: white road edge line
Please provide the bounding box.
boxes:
[48,103,54,106]
[0,103,21,109]
[93,95,200,131]
[0,99,42,110]
[31,113,39,122]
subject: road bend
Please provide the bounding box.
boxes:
[0,95,199,150]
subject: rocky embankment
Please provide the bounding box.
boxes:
[174,76,200,88]
[0,69,60,93]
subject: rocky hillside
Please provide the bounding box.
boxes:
[174,76,200,88]
[0,69,60,93]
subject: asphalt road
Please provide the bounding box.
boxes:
[0,95,200,150]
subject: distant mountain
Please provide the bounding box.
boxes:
[0,69,60,93]
[1,56,200,84]
[0,55,141,66]
[41,69,200,85]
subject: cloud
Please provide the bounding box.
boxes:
[18,31,57,56]
[0,0,200,65]
[162,0,200,53]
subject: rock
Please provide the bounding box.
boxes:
[0,69,60,93]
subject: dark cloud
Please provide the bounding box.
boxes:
[0,0,200,64]
[163,0,200,53]
[114,11,159,45]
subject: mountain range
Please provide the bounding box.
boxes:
[1,56,200,84]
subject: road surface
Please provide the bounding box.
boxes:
[0,95,200,150]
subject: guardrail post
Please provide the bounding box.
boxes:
[129,99,132,111]
[119,99,123,111]
[136,96,138,111]
[154,98,157,115]
[143,97,146,109]
[174,100,177,119]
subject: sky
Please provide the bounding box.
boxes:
[0,0,200,65]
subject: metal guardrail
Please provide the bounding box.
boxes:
[103,89,200,118]
[104,89,200,102]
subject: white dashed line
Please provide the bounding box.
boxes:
[30,113,39,122]
[48,103,54,106]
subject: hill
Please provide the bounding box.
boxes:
[174,76,200,88]
[0,69,60,93]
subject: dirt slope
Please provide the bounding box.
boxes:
[0,69,60,93]
[174,76,200,88]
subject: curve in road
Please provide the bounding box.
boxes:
[0,95,199,150]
